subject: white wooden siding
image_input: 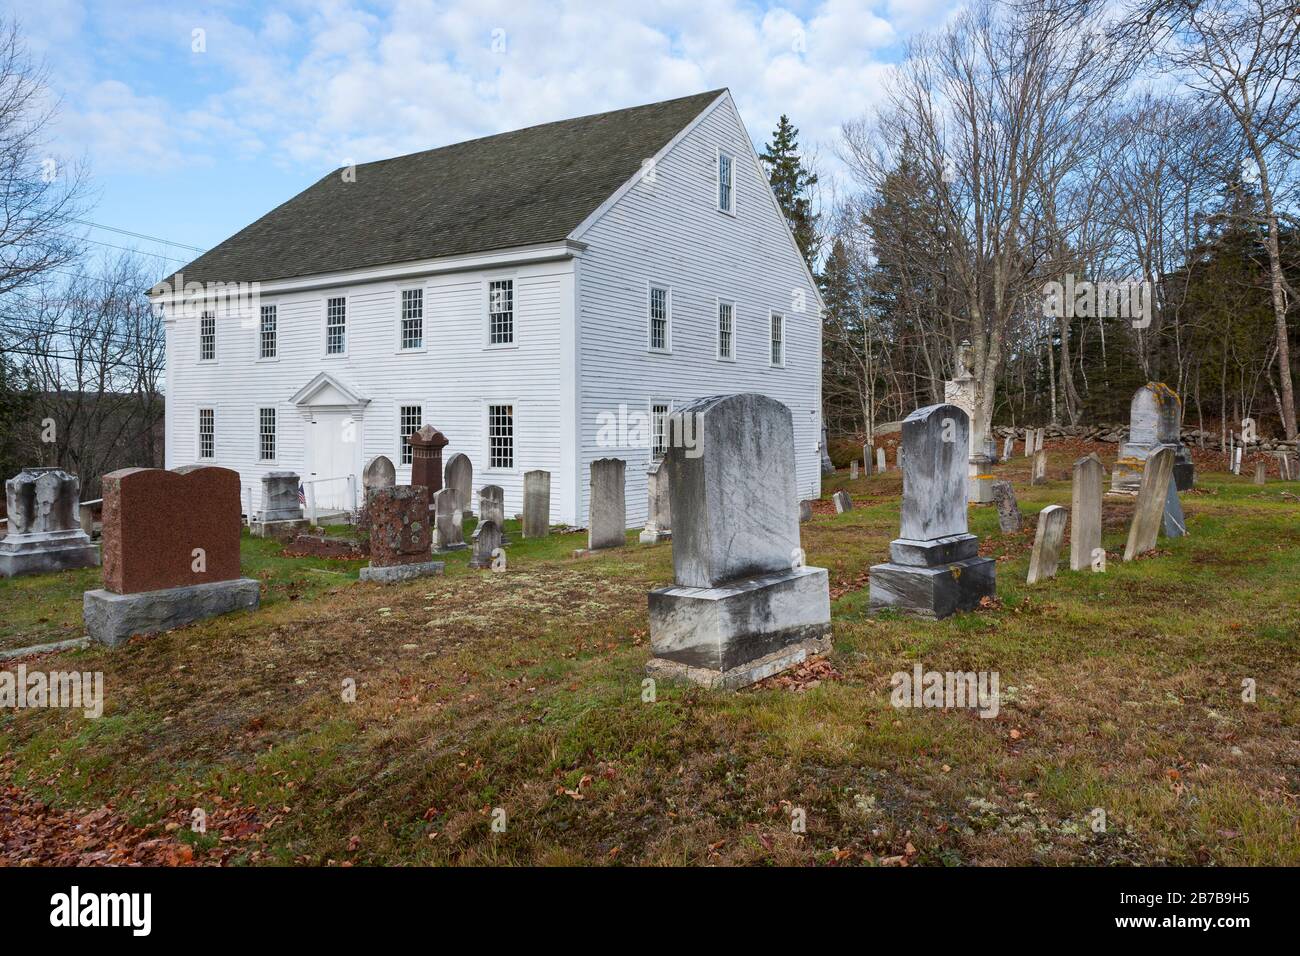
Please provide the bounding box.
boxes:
[574,94,823,528]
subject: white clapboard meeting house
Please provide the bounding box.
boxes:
[152,89,824,526]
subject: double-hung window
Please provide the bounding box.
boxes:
[198,408,215,460]
[488,280,513,345]
[259,305,277,359]
[199,312,216,362]
[648,285,670,352]
[488,404,514,469]
[717,300,735,360]
[399,405,422,465]
[718,151,735,214]
[769,311,785,366]
[258,407,276,461]
[326,297,347,354]
[401,289,423,350]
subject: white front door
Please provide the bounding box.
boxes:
[306,410,359,511]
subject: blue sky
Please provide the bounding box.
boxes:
[6,0,959,279]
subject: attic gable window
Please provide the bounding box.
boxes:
[717,150,735,215]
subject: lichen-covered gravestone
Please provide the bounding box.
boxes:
[82,466,257,645]
[639,460,671,544]
[470,519,503,570]
[868,405,997,618]
[1124,447,1175,561]
[646,393,831,690]
[433,487,465,551]
[588,458,626,550]
[522,470,550,538]
[1027,505,1068,584]
[479,484,505,528]
[360,485,444,582]
[991,480,1022,533]
[1070,454,1103,571]
[1113,383,1194,493]
[0,467,100,577]
[444,453,474,520]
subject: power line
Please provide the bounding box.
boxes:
[69,219,207,254]
[55,233,192,265]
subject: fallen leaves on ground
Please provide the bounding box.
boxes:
[752,655,843,692]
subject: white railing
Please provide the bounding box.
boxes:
[302,475,357,526]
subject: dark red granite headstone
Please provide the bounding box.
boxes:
[407,425,447,501]
[367,486,432,567]
[100,465,243,594]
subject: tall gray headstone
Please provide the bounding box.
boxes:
[1070,454,1103,571]
[1253,460,1266,485]
[260,471,303,522]
[1024,429,1035,457]
[646,393,831,689]
[1124,447,1175,561]
[868,405,996,618]
[0,467,100,577]
[863,444,874,475]
[479,484,505,528]
[876,447,886,473]
[1114,383,1194,493]
[363,455,396,492]
[470,519,503,569]
[522,470,550,538]
[1027,505,1068,584]
[588,458,626,551]
[1003,435,1014,460]
[639,460,671,544]
[1032,449,1048,485]
[850,459,859,480]
[991,480,1022,533]
[444,453,474,520]
[434,487,465,551]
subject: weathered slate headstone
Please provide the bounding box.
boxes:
[0,467,99,577]
[1026,505,1068,584]
[646,393,831,689]
[360,484,444,582]
[1113,383,1194,493]
[479,484,505,528]
[799,499,813,523]
[863,444,874,475]
[433,487,465,551]
[1070,454,1103,571]
[1032,449,1048,485]
[1254,460,1266,485]
[1123,447,1175,561]
[991,480,1022,533]
[83,466,257,645]
[407,425,448,499]
[832,490,853,513]
[897,446,905,470]
[876,447,886,472]
[850,459,859,480]
[444,452,474,520]
[1162,473,1187,538]
[470,519,503,570]
[522,470,550,538]
[868,404,996,618]
[639,461,671,544]
[588,458,626,551]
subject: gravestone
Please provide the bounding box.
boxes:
[876,448,886,472]
[850,460,859,480]
[588,458,626,551]
[0,467,100,577]
[1070,454,1103,572]
[1026,505,1068,584]
[360,485,444,582]
[819,425,835,476]
[1024,429,1036,457]
[470,519,503,570]
[832,490,853,513]
[444,453,474,521]
[639,461,671,544]
[433,487,466,551]
[897,446,905,470]
[991,480,1022,533]
[479,484,505,529]
[1123,447,1175,561]
[943,342,995,505]
[1032,449,1048,485]
[646,393,831,689]
[251,471,308,539]
[357,455,397,534]
[1035,427,1045,451]
[864,444,874,475]
[1162,474,1187,538]
[83,466,257,646]
[799,499,813,523]
[522,470,551,538]
[407,425,448,501]
[869,405,997,618]
[1002,435,1014,460]
[1254,460,1266,485]
[1113,383,1194,493]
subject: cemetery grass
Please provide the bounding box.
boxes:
[1,450,1298,866]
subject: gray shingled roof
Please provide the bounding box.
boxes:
[157,89,725,289]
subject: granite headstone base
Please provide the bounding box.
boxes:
[0,529,100,578]
[646,566,831,687]
[868,555,996,620]
[250,518,311,540]
[358,560,445,583]
[84,577,259,647]
[639,527,672,544]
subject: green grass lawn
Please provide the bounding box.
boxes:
[2,446,1298,865]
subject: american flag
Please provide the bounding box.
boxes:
[297,483,306,505]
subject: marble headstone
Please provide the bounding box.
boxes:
[1124,447,1175,561]
[1032,449,1048,485]
[522,470,550,538]
[832,490,853,513]
[639,460,672,544]
[1070,454,1103,571]
[588,458,626,551]
[1026,505,1068,584]
[479,484,505,528]
[433,487,466,551]
[444,452,474,520]
[1113,384,1194,493]
[470,519,504,569]
[868,404,996,618]
[0,467,100,577]
[261,471,303,522]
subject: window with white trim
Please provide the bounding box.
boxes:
[717,300,734,360]
[718,151,735,214]
[326,297,347,354]
[399,405,422,465]
[488,280,513,345]
[199,312,216,362]
[198,408,215,460]
[651,402,670,460]
[649,285,670,352]
[488,404,514,469]
[401,289,423,350]
[259,407,276,461]
[770,311,785,366]
[259,305,277,359]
